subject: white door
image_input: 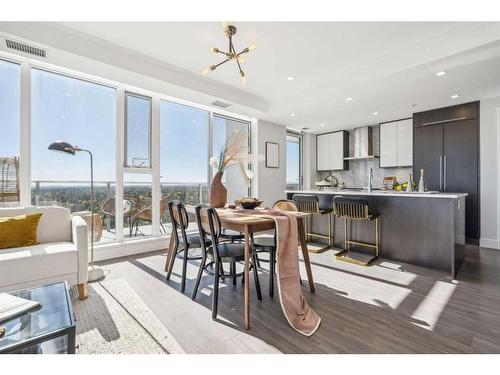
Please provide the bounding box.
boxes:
[331,132,345,170]
[380,122,398,167]
[316,134,330,171]
[397,119,413,167]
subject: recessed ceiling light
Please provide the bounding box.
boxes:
[320,123,325,127]
[287,76,294,81]
[290,113,295,117]
[451,94,460,99]
[373,112,379,116]
[436,71,447,77]
[346,97,353,101]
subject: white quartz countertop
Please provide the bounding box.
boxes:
[285,189,468,199]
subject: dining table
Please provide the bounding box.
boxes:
[164,206,315,330]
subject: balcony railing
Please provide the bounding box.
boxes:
[31,180,208,242]
[32,180,208,210]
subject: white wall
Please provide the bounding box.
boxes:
[254,120,287,207]
[480,96,500,249]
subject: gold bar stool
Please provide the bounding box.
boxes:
[333,196,380,266]
[292,194,333,253]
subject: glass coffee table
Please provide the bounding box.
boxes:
[0,282,76,354]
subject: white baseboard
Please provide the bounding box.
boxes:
[94,236,170,262]
[479,238,500,250]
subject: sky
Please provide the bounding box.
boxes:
[1,59,299,187]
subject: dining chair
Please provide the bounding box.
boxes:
[165,200,208,293]
[220,229,244,243]
[251,199,298,297]
[191,205,262,319]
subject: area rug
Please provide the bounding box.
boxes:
[71,278,184,354]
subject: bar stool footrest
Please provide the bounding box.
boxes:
[335,249,378,266]
[303,241,331,253]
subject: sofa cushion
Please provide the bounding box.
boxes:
[0,206,72,244]
[0,241,77,288]
[0,213,43,250]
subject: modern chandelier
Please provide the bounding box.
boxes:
[202,22,256,85]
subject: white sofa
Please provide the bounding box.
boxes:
[0,206,89,299]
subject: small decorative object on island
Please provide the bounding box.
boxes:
[418,168,427,192]
[209,132,263,208]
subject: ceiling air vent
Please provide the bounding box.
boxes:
[211,100,231,109]
[301,127,310,131]
[5,39,47,58]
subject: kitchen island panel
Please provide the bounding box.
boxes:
[285,191,465,277]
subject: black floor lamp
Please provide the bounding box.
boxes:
[48,141,105,282]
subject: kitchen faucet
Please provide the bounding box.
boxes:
[368,167,373,193]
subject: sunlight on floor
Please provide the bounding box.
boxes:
[410,280,457,331]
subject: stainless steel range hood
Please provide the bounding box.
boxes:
[343,126,379,161]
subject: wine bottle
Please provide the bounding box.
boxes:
[417,169,426,192]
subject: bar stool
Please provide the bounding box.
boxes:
[333,196,380,266]
[292,194,333,252]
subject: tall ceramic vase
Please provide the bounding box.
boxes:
[210,171,227,208]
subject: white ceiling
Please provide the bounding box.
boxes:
[2,22,500,133]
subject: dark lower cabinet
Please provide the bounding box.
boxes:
[413,102,480,241]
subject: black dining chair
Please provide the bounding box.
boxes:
[252,199,299,297]
[191,205,262,319]
[165,200,209,293]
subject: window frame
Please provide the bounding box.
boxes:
[124,91,153,170]
[286,130,303,190]
[211,113,252,197]
[0,57,22,207]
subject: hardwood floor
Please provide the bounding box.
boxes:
[96,245,500,353]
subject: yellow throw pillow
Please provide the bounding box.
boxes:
[0,213,43,250]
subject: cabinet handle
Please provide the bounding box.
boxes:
[421,117,467,126]
[439,156,443,191]
[444,155,447,191]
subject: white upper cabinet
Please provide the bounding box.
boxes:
[380,121,398,167]
[331,131,345,170]
[317,133,330,171]
[317,131,348,171]
[397,119,413,167]
[379,119,413,168]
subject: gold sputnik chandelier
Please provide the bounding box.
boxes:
[202,22,256,85]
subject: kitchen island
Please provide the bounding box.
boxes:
[285,189,467,278]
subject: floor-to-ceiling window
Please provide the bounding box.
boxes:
[286,132,302,190]
[4,51,252,247]
[160,100,209,205]
[0,59,21,207]
[30,68,117,242]
[123,92,153,239]
[213,115,251,202]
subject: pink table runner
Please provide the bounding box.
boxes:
[231,208,321,336]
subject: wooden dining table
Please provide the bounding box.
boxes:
[164,206,315,330]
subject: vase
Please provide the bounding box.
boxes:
[210,171,227,208]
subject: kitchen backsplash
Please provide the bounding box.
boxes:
[316,125,412,188]
[318,159,412,188]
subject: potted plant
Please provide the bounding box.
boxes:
[209,131,261,208]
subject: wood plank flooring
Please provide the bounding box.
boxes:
[96,245,500,353]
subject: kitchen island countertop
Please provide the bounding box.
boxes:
[285,189,467,199]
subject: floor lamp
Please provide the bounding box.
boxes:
[48,141,105,282]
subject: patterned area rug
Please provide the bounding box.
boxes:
[71,278,184,354]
